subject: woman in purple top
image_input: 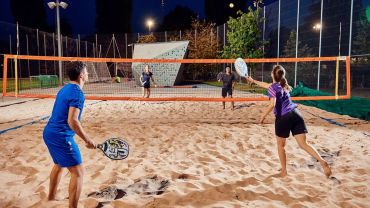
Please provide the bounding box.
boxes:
[247,65,331,178]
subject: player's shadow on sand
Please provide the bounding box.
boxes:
[234,103,255,110]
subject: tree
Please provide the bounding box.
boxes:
[221,2,265,59]
[158,6,197,31]
[282,31,314,58]
[282,30,315,87]
[352,9,370,57]
[351,8,370,89]
[182,19,219,80]
[10,0,49,31]
[137,34,157,43]
[96,0,133,33]
[184,19,218,59]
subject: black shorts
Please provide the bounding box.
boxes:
[143,84,150,89]
[275,109,308,138]
[222,88,233,97]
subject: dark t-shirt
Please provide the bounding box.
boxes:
[142,72,153,84]
[222,73,235,88]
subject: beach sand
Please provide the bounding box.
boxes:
[0,98,369,207]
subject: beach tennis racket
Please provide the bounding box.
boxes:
[234,58,249,77]
[217,72,224,81]
[97,138,129,160]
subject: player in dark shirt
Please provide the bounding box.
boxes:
[218,66,236,110]
[140,65,157,98]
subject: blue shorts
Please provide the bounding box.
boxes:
[43,131,82,168]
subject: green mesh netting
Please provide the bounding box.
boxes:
[291,83,370,121]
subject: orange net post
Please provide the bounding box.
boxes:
[2,56,8,96]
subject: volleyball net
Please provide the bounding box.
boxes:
[1,55,350,101]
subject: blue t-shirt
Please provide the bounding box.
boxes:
[44,83,85,138]
[268,83,297,118]
[142,72,153,84]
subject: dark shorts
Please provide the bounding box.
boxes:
[222,87,233,97]
[275,109,308,138]
[143,83,150,89]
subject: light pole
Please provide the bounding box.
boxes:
[146,19,154,33]
[48,0,68,85]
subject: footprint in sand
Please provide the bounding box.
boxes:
[330,176,341,185]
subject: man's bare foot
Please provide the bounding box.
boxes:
[320,160,332,178]
[280,170,287,177]
[48,194,55,201]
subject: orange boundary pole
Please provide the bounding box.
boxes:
[346,56,351,98]
[2,55,8,96]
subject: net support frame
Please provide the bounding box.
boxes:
[2,54,351,102]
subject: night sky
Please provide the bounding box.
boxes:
[0,0,277,35]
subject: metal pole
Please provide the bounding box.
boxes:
[53,33,56,74]
[85,41,87,57]
[180,30,182,40]
[113,34,116,58]
[65,36,68,56]
[223,23,226,70]
[277,0,281,58]
[61,35,63,57]
[9,35,12,54]
[9,35,14,78]
[348,0,353,56]
[210,28,213,47]
[125,33,128,58]
[16,22,19,55]
[262,6,266,82]
[216,27,219,48]
[317,0,323,90]
[339,22,341,56]
[95,34,98,56]
[37,29,40,75]
[294,0,300,87]
[78,34,81,57]
[223,23,226,47]
[76,38,78,56]
[195,29,197,48]
[56,0,63,84]
[93,43,95,58]
[165,31,167,42]
[44,33,47,73]
[16,22,19,89]
[99,44,102,58]
[26,34,30,77]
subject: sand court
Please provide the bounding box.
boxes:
[0,98,369,207]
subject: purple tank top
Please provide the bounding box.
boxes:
[268,83,297,117]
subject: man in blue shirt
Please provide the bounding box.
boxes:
[43,62,96,208]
